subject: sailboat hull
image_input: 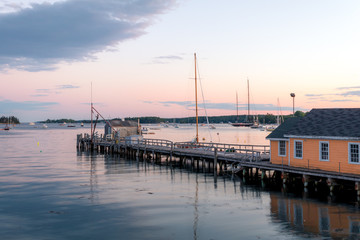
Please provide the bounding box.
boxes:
[231,122,254,127]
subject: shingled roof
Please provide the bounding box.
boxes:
[266,117,301,139]
[268,108,360,140]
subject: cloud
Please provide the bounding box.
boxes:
[337,86,360,90]
[339,91,360,97]
[330,99,359,102]
[0,0,176,71]
[151,55,183,64]
[0,99,58,112]
[31,94,48,97]
[57,84,80,89]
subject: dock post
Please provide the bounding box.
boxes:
[170,143,173,162]
[355,182,360,197]
[261,169,266,180]
[214,147,218,175]
[303,175,309,188]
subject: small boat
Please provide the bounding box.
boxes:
[42,124,48,129]
[67,124,76,128]
[209,124,216,129]
[29,122,35,126]
[81,122,84,127]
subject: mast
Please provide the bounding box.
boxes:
[236,91,238,120]
[91,82,93,142]
[194,53,199,143]
[247,78,250,122]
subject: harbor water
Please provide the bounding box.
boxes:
[1,123,360,239]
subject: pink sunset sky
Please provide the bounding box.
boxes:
[0,0,359,122]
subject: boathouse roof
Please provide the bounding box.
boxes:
[266,117,301,139]
[268,108,360,140]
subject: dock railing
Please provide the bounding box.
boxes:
[77,135,270,162]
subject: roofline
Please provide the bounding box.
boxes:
[284,135,360,141]
[266,138,289,141]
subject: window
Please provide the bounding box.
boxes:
[319,142,329,161]
[294,140,303,159]
[279,140,286,156]
[349,143,360,164]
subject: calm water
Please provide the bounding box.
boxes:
[1,123,360,240]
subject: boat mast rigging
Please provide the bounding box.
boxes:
[194,53,199,143]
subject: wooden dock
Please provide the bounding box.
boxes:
[77,134,360,198]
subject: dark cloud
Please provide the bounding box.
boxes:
[0,0,176,71]
[0,99,58,112]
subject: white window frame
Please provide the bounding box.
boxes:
[348,143,360,164]
[278,140,286,157]
[319,141,329,161]
[294,140,303,159]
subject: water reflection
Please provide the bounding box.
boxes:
[270,193,360,239]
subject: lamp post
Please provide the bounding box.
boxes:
[290,93,295,116]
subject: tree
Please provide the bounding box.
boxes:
[294,111,306,117]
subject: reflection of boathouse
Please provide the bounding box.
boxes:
[104,120,140,139]
[270,193,360,238]
[267,109,360,175]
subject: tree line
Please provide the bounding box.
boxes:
[40,111,307,124]
[0,116,20,124]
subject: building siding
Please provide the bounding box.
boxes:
[270,140,288,165]
[285,138,360,175]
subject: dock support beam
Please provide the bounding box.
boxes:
[214,148,218,176]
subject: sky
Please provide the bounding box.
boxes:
[0,0,359,122]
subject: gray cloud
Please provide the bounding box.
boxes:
[0,0,176,71]
[0,99,58,112]
[339,91,360,97]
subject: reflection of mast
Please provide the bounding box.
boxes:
[194,53,199,143]
[193,174,199,240]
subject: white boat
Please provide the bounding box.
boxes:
[42,124,48,129]
[29,122,35,126]
[81,122,84,127]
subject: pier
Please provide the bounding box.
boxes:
[77,134,360,199]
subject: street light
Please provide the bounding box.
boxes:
[290,93,295,116]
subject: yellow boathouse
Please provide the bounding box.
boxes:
[267,108,360,175]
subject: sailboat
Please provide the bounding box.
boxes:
[3,117,10,130]
[231,79,253,127]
